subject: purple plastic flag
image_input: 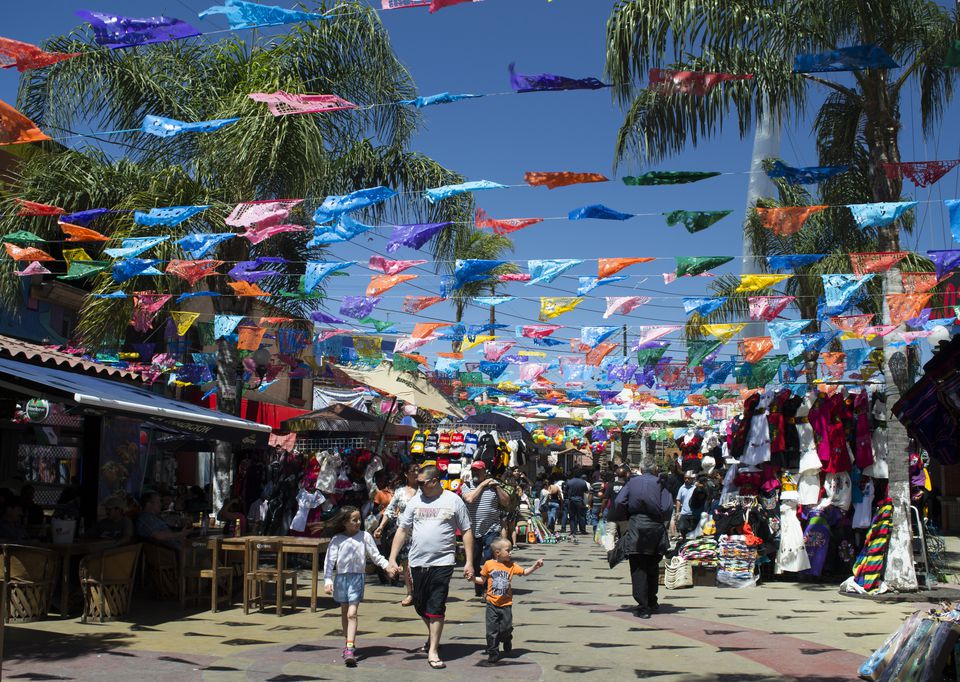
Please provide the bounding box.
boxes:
[142,114,239,138]
[135,205,210,227]
[228,257,286,283]
[928,250,960,280]
[568,204,634,221]
[312,186,396,224]
[60,208,112,226]
[199,0,330,29]
[309,310,346,324]
[509,63,609,93]
[76,10,200,49]
[178,232,234,258]
[386,222,452,253]
[340,296,381,319]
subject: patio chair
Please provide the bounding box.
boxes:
[185,537,234,612]
[79,543,141,623]
[243,539,298,616]
[0,544,59,623]
[140,541,179,601]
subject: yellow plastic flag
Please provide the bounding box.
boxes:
[702,322,746,343]
[540,296,584,320]
[518,350,547,357]
[62,247,91,268]
[734,274,791,292]
[170,311,200,336]
[461,335,494,351]
[353,335,382,360]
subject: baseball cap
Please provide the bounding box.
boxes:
[470,461,487,470]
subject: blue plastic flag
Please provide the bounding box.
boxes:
[176,291,221,303]
[847,201,917,228]
[93,291,128,299]
[766,160,848,184]
[682,297,727,316]
[533,337,565,347]
[424,180,507,204]
[386,222,452,253]
[104,235,170,259]
[435,357,464,374]
[479,360,509,380]
[769,319,812,346]
[581,326,619,348]
[340,296,380,319]
[437,324,466,342]
[526,259,583,285]
[473,296,515,307]
[142,114,240,138]
[304,261,356,293]
[313,186,396,224]
[509,62,609,92]
[568,204,634,221]
[199,0,330,28]
[61,208,113,226]
[307,215,375,246]
[577,275,627,295]
[767,254,826,271]
[399,92,483,108]
[787,331,839,362]
[178,232,234,258]
[454,259,508,289]
[135,205,210,227]
[946,200,960,242]
[845,347,870,372]
[112,258,164,283]
[703,360,735,386]
[794,44,898,73]
[466,323,508,341]
[929,250,960,280]
[822,273,874,310]
[76,10,201,48]
[214,314,245,339]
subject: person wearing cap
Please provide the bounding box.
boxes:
[672,471,700,548]
[461,460,511,598]
[94,495,134,542]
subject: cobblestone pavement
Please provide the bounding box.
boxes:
[2,537,933,681]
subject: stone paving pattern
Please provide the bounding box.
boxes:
[1,538,937,681]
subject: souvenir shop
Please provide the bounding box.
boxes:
[667,384,903,591]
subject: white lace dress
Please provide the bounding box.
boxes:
[776,492,811,573]
[796,394,823,506]
[740,393,774,466]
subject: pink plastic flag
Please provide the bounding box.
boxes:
[368,255,426,275]
[315,328,352,343]
[131,293,172,332]
[403,295,445,313]
[381,0,430,7]
[663,272,715,284]
[499,272,531,282]
[430,0,477,12]
[864,324,898,337]
[603,296,650,318]
[748,295,795,321]
[900,330,933,344]
[484,340,515,361]
[519,324,562,339]
[226,199,303,228]
[166,259,223,285]
[633,326,680,347]
[14,261,51,276]
[395,335,437,354]
[238,223,307,245]
[519,363,548,383]
[648,68,753,96]
[248,91,357,116]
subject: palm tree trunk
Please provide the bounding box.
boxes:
[213,337,241,513]
[865,78,918,591]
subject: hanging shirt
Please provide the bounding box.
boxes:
[290,490,325,532]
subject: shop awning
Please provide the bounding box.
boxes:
[334,362,465,418]
[0,357,271,445]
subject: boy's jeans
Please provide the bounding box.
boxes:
[485,603,513,655]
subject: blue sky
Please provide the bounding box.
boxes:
[2,1,960,376]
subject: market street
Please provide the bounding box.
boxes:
[2,538,928,682]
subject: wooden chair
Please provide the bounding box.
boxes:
[79,543,141,623]
[243,539,298,616]
[184,538,234,612]
[140,541,179,601]
[0,544,58,623]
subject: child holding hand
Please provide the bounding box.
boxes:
[323,506,389,667]
[473,537,545,666]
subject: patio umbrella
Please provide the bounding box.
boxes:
[334,362,465,418]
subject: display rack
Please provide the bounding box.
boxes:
[296,436,369,452]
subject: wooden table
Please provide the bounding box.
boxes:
[210,535,329,612]
[27,540,116,617]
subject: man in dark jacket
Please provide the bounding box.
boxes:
[610,458,673,618]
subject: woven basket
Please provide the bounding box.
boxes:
[663,556,693,590]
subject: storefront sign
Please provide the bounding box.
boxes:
[25,398,49,423]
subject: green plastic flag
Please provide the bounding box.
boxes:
[623,171,720,186]
[736,355,785,389]
[687,339,722,367]
[665,210,732,234]
[704,388,729,401]
[459,371,484,384]
[3,230,46,245]
[359,316,395,332]
[392,354,421,372]
[675,256,735,277]
[59,260,111,280]
[636,345,669,366]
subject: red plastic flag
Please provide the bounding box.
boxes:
[519,324,562,339]
[59,221,109,242]
[739,337,773,363]
[16,198,64,216]
[901,271,939,294]
[403,295,444,313]
[0,37,80,72]
[648,68,753,96]
[0,100,49,145]
[165,259,222,285]
[881,160,960,188]
[755,205,827,236]
[598,257,653,279]
[475,208,543,235]
[430,0,477,12]
[586,342,617,366]
[850,251,908,275]
[4,242,54,261]
[524,171,609,190]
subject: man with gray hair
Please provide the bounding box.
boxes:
[610,457,672,618]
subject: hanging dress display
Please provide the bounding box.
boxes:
[741,392,774,466]
[775,490,811,573]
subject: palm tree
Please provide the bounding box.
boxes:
[2,2,473,506]
[606,0,960,590]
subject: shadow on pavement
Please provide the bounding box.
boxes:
[4,628,134,663]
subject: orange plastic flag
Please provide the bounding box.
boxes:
[901,271,939,294]
[237,326,268,351]
[367,273,417,297]
[829,314,873,336]
[4,242,54,261]
[887,292,932,325]
[412,322,450,338]
[755,205,827,236]
[739,337,773,363]
[598,257,654,278]
[395,352,427,367]
[59,221,109,242]
[475,207,543,235]
[227,281,270,297]
[850,251,909,275]
[0,99,49,145]
[820,352,846,379]
[16,198,64,216]
[437,352,463,359]
[524,171,609,189]
[403,295,445,313]
[585,342,617,366]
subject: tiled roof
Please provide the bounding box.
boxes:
[0,334,141,381]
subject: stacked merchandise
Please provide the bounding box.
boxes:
[679,537,719,567]
[716,535,758,588]
[407,426,529,492]
[860,606,960,681]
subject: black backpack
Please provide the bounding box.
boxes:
[476,433,499,468]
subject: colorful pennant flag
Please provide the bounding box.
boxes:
[702,323,746,343]
[586,342,617,366]
[4,243,54,261]
[540,297,584,320]
[604,296,649,318]
[425,180,506,203]
[687,339,722,368]
[882,160,959,188]
[665,209,731,233]
[475,207,543,235]
[527,259,583,285]
[793,44,898,73]
[748,295,795,321]
[509,63,609,93]
[850,251,909,275]
[524,171,609,189]
[214,314,246,339]
[199,0,331,28]
[105,236,170,259]
[368,273,417,296]
[568,204,634,221]
[170,311,200,336]
[598,257,653,278]
[768,319,812,346]
[822,273,874,311]
[740,336,774,363]
[249,90,357,116]
[766,161,848,184]
[755,205,827,236]
[683,297,727,316]
[847,201,917,229]
[0,37,79,71]
[135,205,209,227]
[178,232,234,258]
[340,296,381,319]
[0,99,49,145]
[400,92,483,108]
[648,68,753,95]
[675,256,733,277]
[386,222,452,252]
[131,293,172,333]
[142,114,239,138]
[901,271,939,294]
[623,171,719,186]
[228,281,270,297]
[403,295,445,313]
[454,260,506,289]
[76,10,201,48]
[473,296,515,307]
[735,274,790,292]
[368,255,425,275]
[887,292,933,326]
[578,275,627,295]
[767,254,826,270]
[58,222,109,242]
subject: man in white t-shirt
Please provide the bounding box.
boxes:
[387,464,474,670]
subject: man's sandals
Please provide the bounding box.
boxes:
[415,641,446,669]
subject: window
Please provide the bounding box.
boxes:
[288,377,303,402]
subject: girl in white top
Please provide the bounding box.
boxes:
[323,507,389,667]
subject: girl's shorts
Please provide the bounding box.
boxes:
[333,572,365,604]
